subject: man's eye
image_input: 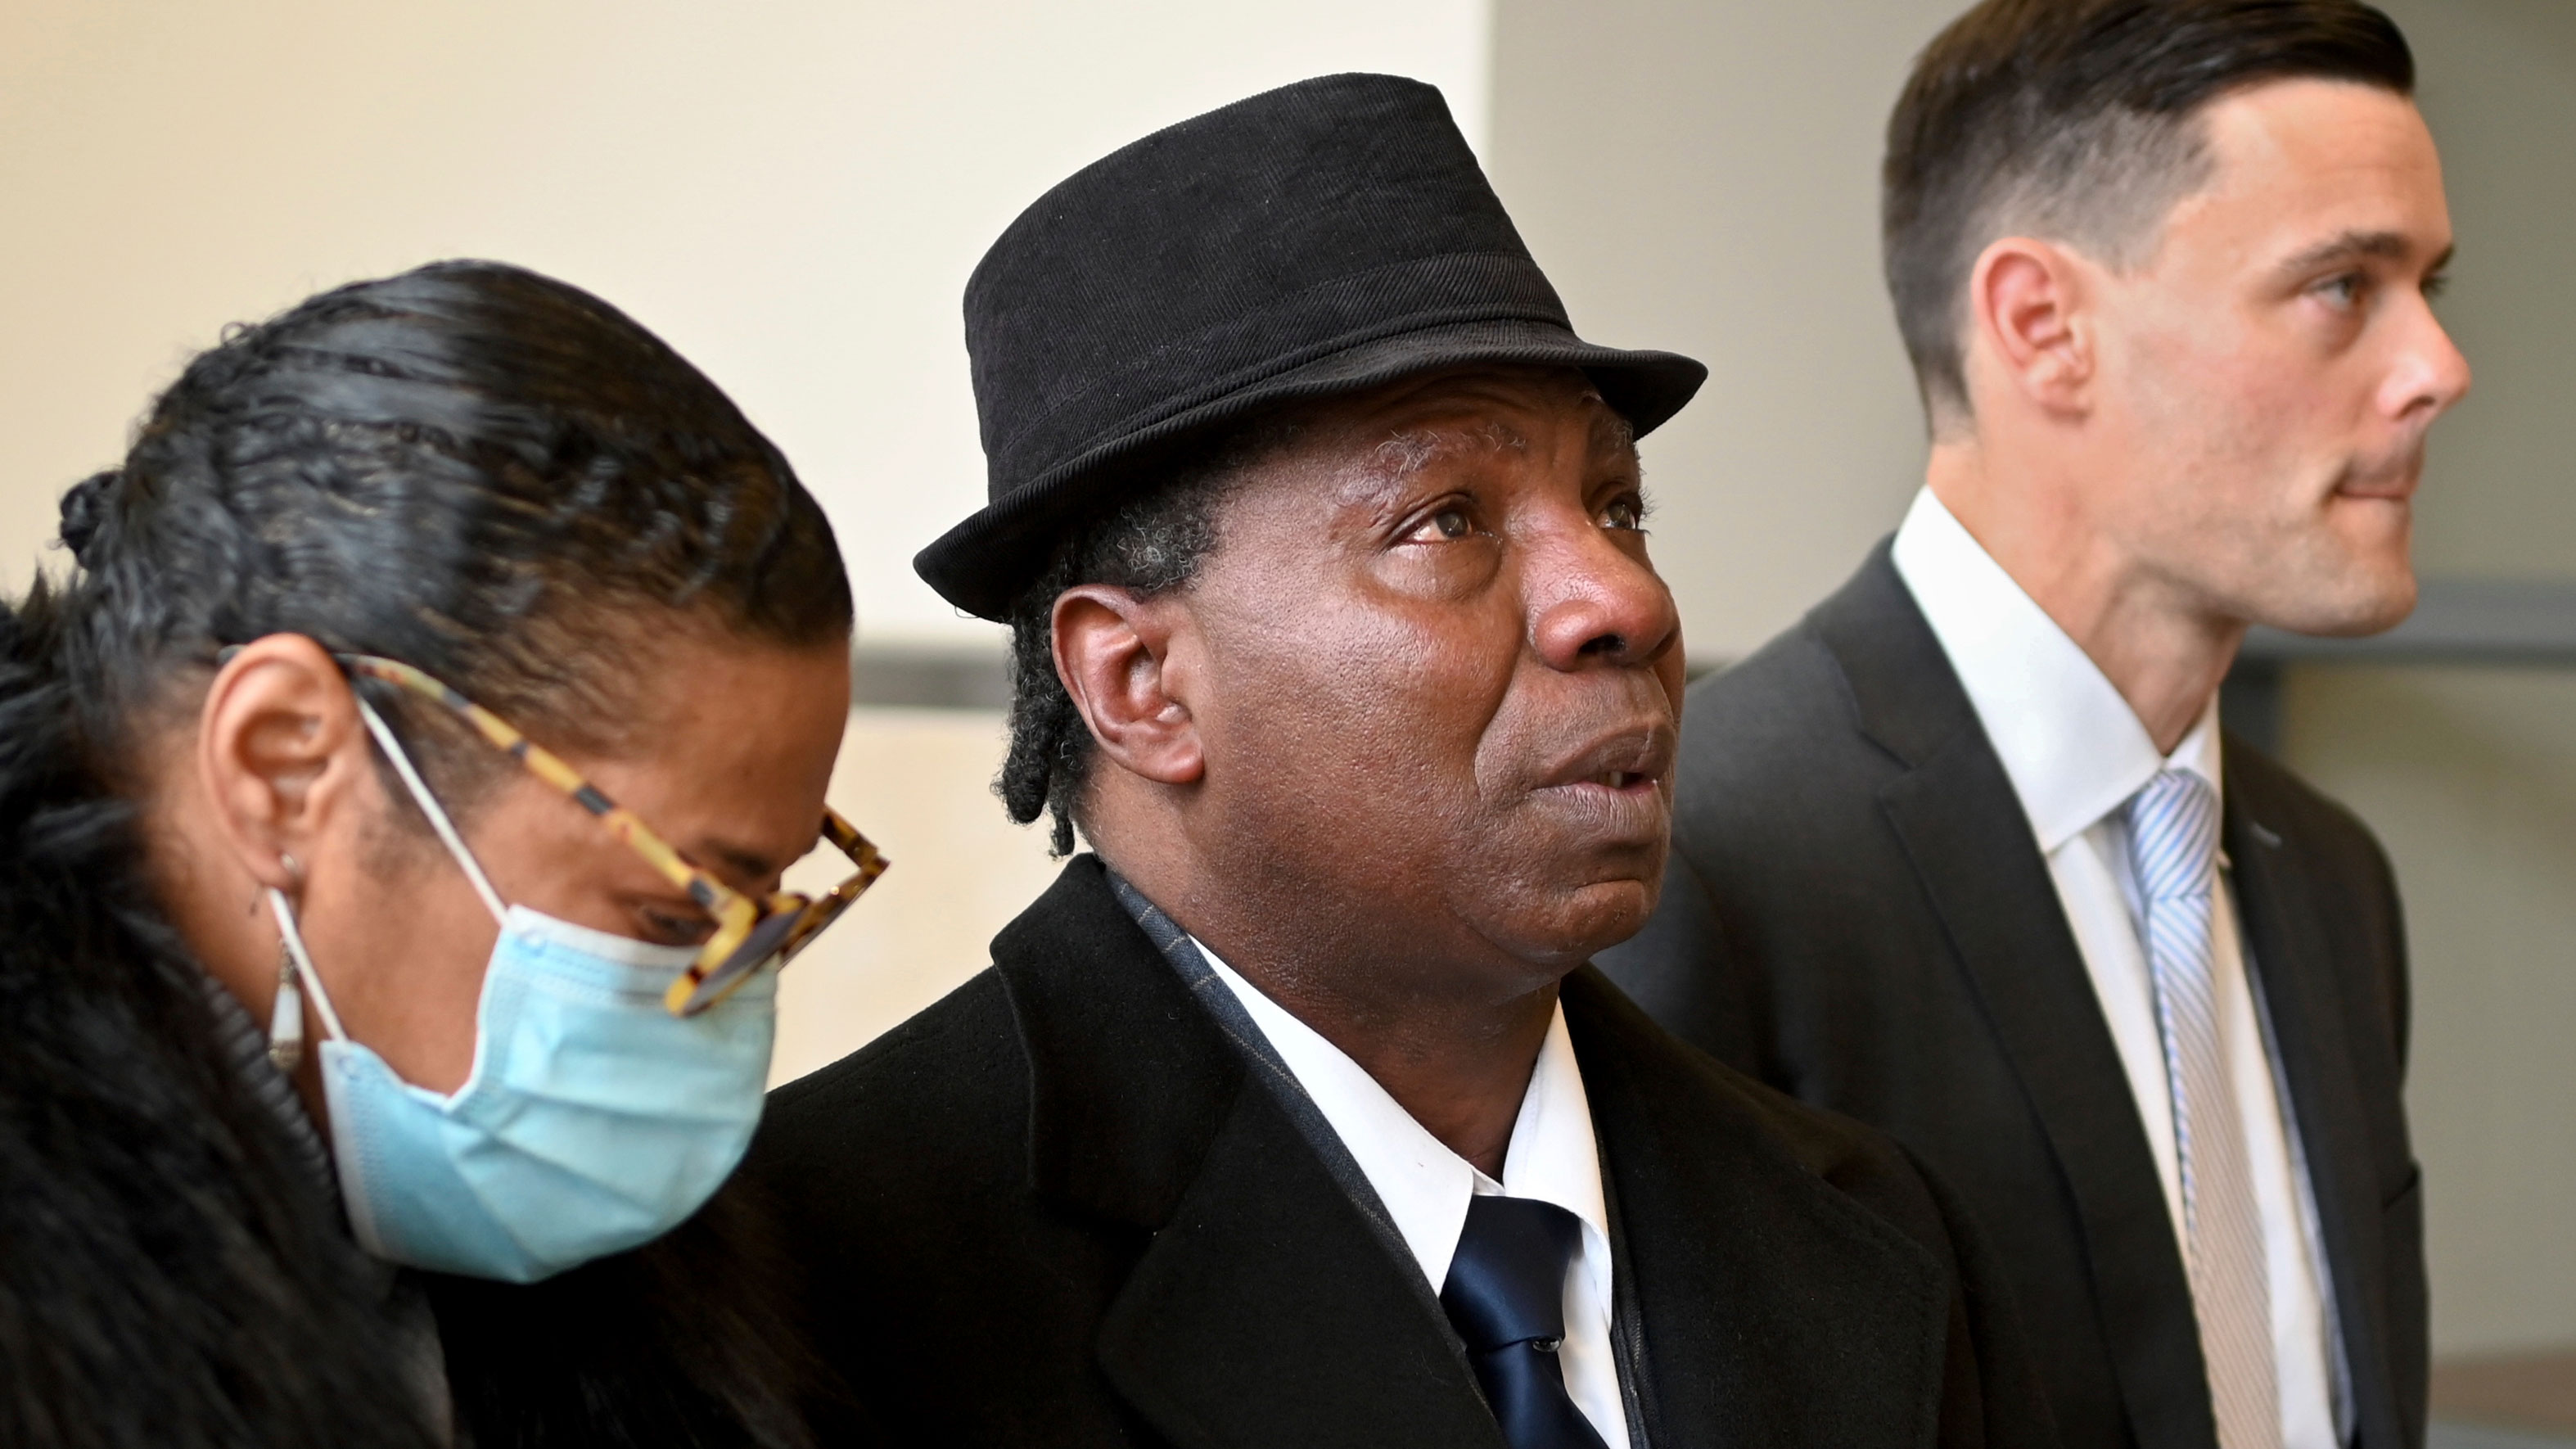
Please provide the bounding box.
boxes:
[2317,273,2365,309]
[1603,498,1644,531]
[1404,505,1477,543]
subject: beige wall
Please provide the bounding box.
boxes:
[1,0,1490,1089]
[0,0,1490,645]
[1494,0,2576,1356]
[1491,0,2576,651]
[2299,0,2576,1359]
[775,706,1059,1087]
[2379,0,2576,582]
[1490,0,1966,663]
[2283,666,2576,1356]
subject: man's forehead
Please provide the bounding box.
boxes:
[2155,79,2447,273]
[1329,368,1632,463]
[1193,365,1638,527]
[2200,83,2440,214]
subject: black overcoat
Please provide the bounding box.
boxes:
[1600,545,2425,1449]
[742,854,2059,1449]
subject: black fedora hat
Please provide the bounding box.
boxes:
[915,72,1708,621]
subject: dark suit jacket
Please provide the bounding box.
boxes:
[1601,545,2425,1449]
[742,854,2057,1449]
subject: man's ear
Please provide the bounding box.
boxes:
[1053,585,1204,788]
[196,633,377,892]
[1967,236,2097,419]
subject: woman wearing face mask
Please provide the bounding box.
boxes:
[0,261,880,1447]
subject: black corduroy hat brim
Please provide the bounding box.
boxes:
[916,73,1708,622]
[917,320,1703,621]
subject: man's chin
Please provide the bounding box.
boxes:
[1482,873,1662,968]
[2258,565,2417,639]
[2244,522,2416,638]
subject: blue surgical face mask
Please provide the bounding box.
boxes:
[265,697,777,1283]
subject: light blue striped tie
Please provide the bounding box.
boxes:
[2125,770,2281,1449]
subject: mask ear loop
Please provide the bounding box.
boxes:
[261,693,513,1068]
[268,886,349,1045]
[351,694,508,927]
[267,854,308,1071]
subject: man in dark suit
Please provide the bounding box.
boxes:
[742,74,2052,1449]
[1602,5,2469,1449]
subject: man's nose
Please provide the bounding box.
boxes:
[1528,526,1682,673]
[2388,298,2472,424]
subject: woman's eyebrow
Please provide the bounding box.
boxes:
[689,837,782,885]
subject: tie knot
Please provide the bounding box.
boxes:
[1441,1195,1581,1352]
[2124,769,2220,901]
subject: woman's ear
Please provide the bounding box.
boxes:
[195,634,376,892]
[1052,585,1205,789]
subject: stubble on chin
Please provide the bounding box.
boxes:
[2240,497,2417,637]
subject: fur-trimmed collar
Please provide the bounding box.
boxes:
[0,594,444,1448]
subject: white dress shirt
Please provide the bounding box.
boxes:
[1893,487,2350,1449]
[1195,941,1631,1449]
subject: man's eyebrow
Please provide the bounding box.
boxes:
[1367,419,1528,484]
[1589,409,1639,461]
[2276,229,2431,275]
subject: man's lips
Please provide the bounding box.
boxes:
[2335,446,2427,501]
[1535,724,1677,795]
[2335,473,2417,501]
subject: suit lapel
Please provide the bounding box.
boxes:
[1816,548,2221,1449]
[1565,968,1953,1447]
[995,857,1502,1449]
[1096,1087,1505,1449]
[2223,764,2401,1449]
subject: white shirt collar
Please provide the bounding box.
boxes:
[1191,939,1609,1293]
[1889,486,2224,851]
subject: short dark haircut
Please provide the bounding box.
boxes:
[998,416,1302,857]
[1884,0,2415,426]
[47,260,851,806]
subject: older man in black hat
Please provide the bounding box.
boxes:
[744,74,2050,1449]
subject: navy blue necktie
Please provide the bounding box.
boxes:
[1440,1195,1611,1449]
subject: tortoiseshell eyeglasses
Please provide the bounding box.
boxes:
[326,652,886,1017]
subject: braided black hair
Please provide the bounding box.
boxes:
[47,259,851,803]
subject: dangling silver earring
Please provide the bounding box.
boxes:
[267,854,306,1072]
[267,941,304,1072]
[264,887,346,1072]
